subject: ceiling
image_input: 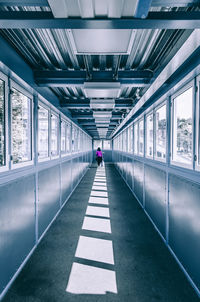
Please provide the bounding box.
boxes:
[0,0,199,138]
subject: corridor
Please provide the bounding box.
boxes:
[2,164,199,302]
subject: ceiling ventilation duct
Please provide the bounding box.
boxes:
[84,82,121,99]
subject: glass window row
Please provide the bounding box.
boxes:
[0,79,92,172]
[113,80,200,171]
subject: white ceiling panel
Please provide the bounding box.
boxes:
[68,29,135,55]
[84,82,121,98]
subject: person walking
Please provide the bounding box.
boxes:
[96,147,103,166]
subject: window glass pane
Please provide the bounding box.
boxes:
[0,80,5,166]
[123,130,127,152]
[104,140,111,149]
[38,105,49,159]
[61,121,66,154]
[146,113,153,157]
[139,119,144,156]
[155,104,166,160]
[134,123,138,154]
[11,88,32,164]
[66,123,71,153]
[71,126,75,152]
[51,114,58,156]
[172,87,193,165]
[128,125,133,153]
[93,140,102,150]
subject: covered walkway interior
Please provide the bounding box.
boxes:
[2,164,199,302]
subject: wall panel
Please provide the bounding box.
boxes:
[0,175,35,294]
[38,165,60,238]
[61,160,72,204]
[169,175,200,289]
[145,165,166,237]
[134,160,144,205]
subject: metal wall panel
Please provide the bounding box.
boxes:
[122,155,127,179]
[0,175,35,294]
[126,156,133,189]
[61,159,72,204]
[145,165,166,237]
[169,175,200,289]
[38,165,60,238]
[134,160,144,205]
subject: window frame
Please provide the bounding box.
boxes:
[134,121,138,155]
[154,101,167,162]
[196,75,200,171]
[170,81,194,170]
[50,111,59,159]
[60,118,67,156]
[0,72,8,173]
[145,111,154,159]
[138,117,144,157]
[10,81,34,170]
[38,101,51,162]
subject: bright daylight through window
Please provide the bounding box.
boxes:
[11,88,32,164]
[172,87,193,166]
[38,105,49,159]
[139,119,144,156]
[146,113,153,157]
[51,114,58,156]
[155,104,166,160]
[61,120,66,154]
[134,122,138,154]
[0,80,5,167]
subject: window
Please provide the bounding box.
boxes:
[155,104,166,160]
[123,130,127,152]
[104,140,111,149]
[146,113,153,158]
[78,130,82,152]
[196,78,200,170]
[66,122,71,153]
[134,122,138,154]
[51,113,59,157]
[139,119,144,156]
[38,105,49,159]
[11,87,32,165]
[172,86,193,166]
[71,126,75,152]
[93,140,102,150]
[128,125,133,153]
[61,120,66,154]
[0,79,5,167]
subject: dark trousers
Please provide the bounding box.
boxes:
[97,156,102,166]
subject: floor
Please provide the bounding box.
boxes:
[2,164,199,302]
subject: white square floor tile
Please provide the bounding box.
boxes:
[89,196,109,205]
[93,182,107,187]
[92,185,107,191]
[82,216,111,233]
[91,190,108,197]
[66,262,117,294]
[75,236,114,264]
[86,205,110,218]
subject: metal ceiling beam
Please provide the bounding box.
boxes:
[1,12,200,29]
[134,0,152,19]
[0,0,49,6]
[151,0,200,6]
[0,0,198,8]
[112,28,200,137]
[35,70,153,87]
